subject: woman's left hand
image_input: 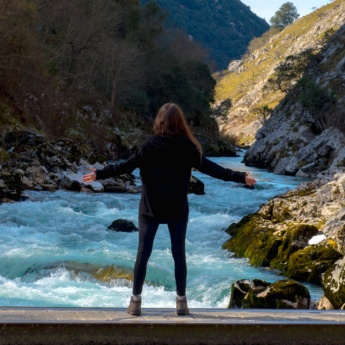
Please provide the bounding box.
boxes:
[245,172,256,187]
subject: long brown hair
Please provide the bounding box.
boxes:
[153,103,202,153]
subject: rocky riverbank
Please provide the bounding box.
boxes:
[223,173,345,309]
[0,129,222,203]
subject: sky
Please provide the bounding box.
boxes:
[240,0,334,23]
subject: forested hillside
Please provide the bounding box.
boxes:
[140,0,269,69]
[0,0,221,158]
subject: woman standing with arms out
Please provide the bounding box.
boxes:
[82,103,256,316]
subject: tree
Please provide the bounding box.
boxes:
[0,0,44,93]
[267,49,315,94]
[270,2,299,30]
[254,105,273,125]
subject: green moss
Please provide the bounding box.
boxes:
[241,279,310,309]
[93,265,133,282]
[0,148,10,163]
[322,258,345,309]
[223,214,275,266]
[291,224,319,241]
[285,243,343,285]
[223,213,333,284]
[54,262,133,283]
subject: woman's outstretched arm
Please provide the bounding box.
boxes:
[194,155,256,187]
[82,151,140,183]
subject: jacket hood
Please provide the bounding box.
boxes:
[146,134,189,150]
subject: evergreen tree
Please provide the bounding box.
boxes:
[270,2,299,30]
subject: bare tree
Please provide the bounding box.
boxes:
[0,0,44,94]
[97,39,144,109]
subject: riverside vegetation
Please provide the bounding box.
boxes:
[1,0,345,310]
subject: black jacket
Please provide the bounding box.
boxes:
[96,134,246,222]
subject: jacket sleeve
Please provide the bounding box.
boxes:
[192,150,246,184]
[95,151,140,180]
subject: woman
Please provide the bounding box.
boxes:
[82,103,256,316]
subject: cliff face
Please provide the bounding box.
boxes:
[215,0,345,148]
[244,23,345,178]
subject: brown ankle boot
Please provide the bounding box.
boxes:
[176,295,189,315]
[127,295,141,316]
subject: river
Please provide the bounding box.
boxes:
[0,154,323,308]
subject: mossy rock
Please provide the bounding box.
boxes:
[285,242,343,285]
[55,262,133,283]
[93,265,133,282]
[222,207,341,288]
[222,214,278,267]
[291,224,319,241]
[322,257,345,309]
[269,224,320,271]
[229,279,270,308]
[229,279,310,309]
[223,213,319,271]
[259,279,310,309]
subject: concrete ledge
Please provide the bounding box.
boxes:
[1,308,345,345]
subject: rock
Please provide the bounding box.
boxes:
[322,256,345,309]
[101,178,127,193]
[0,170,24,203]
[41,184,56,192]
[107,219,138,232]
[230,279,270,308]
[228,60,243,73]
[23,261,133,284]
[25,165,48,185]
[4,130,46,149]
[243,95,345,178]
[285,241,342,285]
[317,296,335,310]
[223,174,345,285]
[59,173,82,191]
[229,279,310,309]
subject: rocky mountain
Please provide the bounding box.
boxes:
[214,0,345,150]
[140,0,269,69]
[244,17,345,177]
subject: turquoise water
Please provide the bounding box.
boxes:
[0,155,323,308]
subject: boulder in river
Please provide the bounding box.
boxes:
[107,219,138,232]
[229,279,310,309]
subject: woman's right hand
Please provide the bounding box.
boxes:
[82,167,96,183]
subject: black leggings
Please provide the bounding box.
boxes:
[132,218,188,296]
